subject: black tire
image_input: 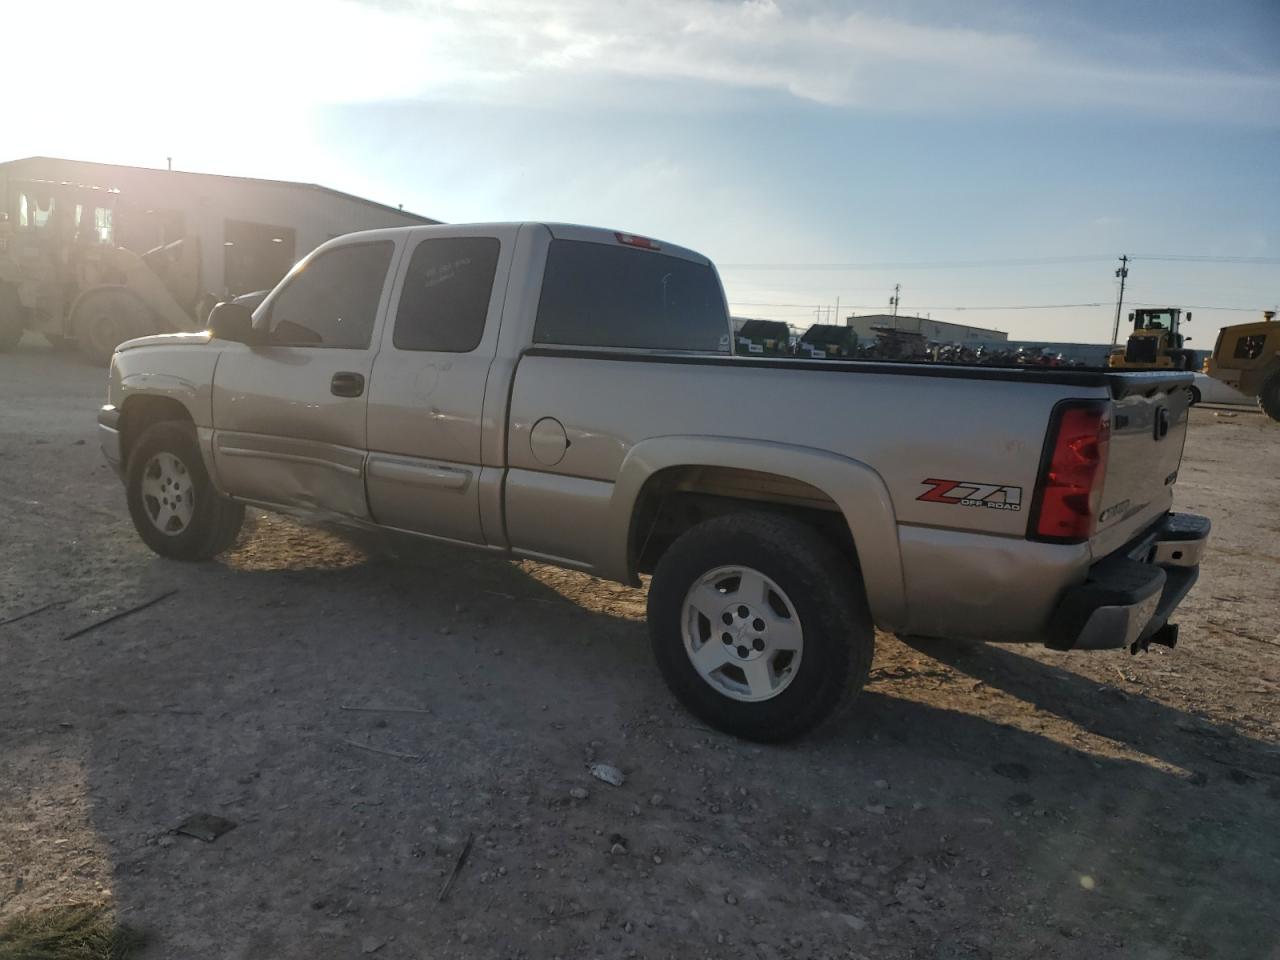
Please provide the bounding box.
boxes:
[647,512,874,742]
[1259,371,1280,423]
[0,283,26,351]
[72,287,153,366]
[125,420,244,560]
[1188,386,1201,405]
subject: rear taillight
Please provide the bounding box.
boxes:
[1030,402,1111,543]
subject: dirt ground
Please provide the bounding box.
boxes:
[1,335,1278,960]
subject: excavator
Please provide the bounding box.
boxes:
[1205,310,1280,422]
[1108,307,1197,370]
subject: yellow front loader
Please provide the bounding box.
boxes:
[0,177,210,364]
[1206,311,1280,422]
[1108,307,1196,370]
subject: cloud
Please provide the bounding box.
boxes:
[345,0,1279,123]
[6,0,1276,128]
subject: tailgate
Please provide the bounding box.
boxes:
[1092,373,1192,557]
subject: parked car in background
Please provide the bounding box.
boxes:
[98,222,1209,741]
[1189,371,1251,406]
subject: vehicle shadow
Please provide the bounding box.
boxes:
[896,633,1280,783]
[29,527,1276,959]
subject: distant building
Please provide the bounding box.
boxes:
[0,156,435,300]
[845,313,1007,343]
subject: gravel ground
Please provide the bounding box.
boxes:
[1,336,1278,960]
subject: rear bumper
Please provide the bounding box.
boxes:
[1047,512,1209,652]
[98,405,123,478]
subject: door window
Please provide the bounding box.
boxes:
[266,241,393,348]
[393,237,500,352]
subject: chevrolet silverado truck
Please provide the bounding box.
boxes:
[97,223,1210,741]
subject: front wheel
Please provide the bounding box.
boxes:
[125,420,244,560]
[647,512,874,742]
[72,287,153,365]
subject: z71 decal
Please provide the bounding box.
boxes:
[917,479,1023,512]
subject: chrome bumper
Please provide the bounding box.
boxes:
[1048,512,1210,652]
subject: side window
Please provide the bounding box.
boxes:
[266,241,394,348]
[393,237,500,352]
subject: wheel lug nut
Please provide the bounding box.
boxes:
[721,632,733,643]
[753,618,765,631]
[721,612,733,625]
[737,605,749,618]
[753,638,765,651]
[736,645,749,658]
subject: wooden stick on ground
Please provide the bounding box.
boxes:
[59,590,179,642]
[339,739,423,761]
[438,833,475,903]
[338,705,432,716]
[0,600,67,627]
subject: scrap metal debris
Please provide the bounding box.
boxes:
[60,589,179,642]
[589,763,625,787]
[175,813,237,843]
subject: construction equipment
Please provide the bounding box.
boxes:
[0,157,434,363]
[734,319,791,356]
[798,324,860,359]
[1205,310,1280,421]
[1107,307,1196,370]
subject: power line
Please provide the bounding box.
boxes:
[1131,255,1280,264]
[718,253,1280,271]
[1128,300,1271,312]
[720,256,1110,271]
[728,300,1109,311]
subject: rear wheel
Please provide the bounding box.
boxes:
[647,512,874,742]
[72,287,153,365]
[1259,371,1280,423]
[0,283,26,351]
[125,420,244,560]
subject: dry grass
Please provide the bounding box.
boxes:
[0,903,143,960]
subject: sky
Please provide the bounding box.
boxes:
[5,0,1279,342]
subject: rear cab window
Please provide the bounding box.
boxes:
[533,238,729,352]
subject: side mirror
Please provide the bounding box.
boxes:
[207,301,258,344]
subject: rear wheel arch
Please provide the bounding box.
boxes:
[611,437,907,631]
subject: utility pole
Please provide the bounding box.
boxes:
[889,283,901,324]
[1111,255,1130,349]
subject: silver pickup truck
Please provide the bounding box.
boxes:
[98,222,1209,741]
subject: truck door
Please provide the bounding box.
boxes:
[364,229,511,545]
[210,238,398,518]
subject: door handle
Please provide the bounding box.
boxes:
[330,372,365,398]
